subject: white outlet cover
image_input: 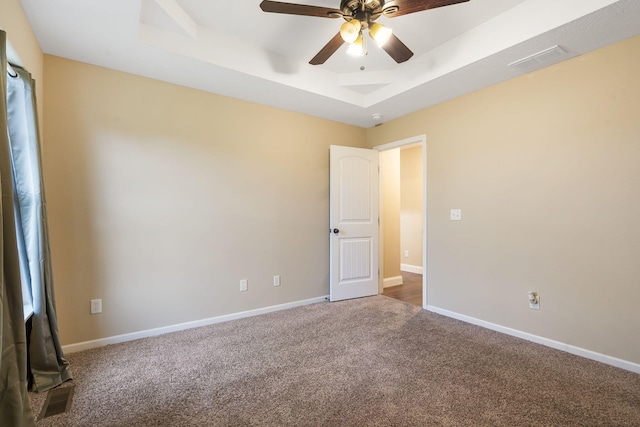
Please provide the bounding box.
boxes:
[240,279,248,292]
[90,299,102,314]
[450,209,462,221]
[529,298,540,310]
[528,292,540,310]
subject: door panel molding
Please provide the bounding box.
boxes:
[329,145,379,302]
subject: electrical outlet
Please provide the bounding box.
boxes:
[273,275,281,287]
[404,250,409,258]
[528,292,540,310]
[240,279,248,292]
[450,209,462,221]
[90,299,102,314]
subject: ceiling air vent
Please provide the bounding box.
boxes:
[509,45,567,71]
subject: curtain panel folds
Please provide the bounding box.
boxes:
[0,29,36,427]
[6,59,72,393]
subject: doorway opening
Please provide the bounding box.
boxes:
[376,135,426,308]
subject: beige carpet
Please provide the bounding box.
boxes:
[30,296,640,426]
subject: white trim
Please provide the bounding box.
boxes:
[62,296,328,354]
[383,275,403,288]
[400,264,423,274]
[374,135,425,152]
[427,305,640,375]
[374,134,428,310]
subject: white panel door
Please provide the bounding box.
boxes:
[330,145,379,302]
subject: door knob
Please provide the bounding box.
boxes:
[332,228,340,234]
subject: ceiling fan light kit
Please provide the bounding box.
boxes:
[369,22,393,47]
[347,33,365,56]
[340,19,361,43]
[259,0,470,65]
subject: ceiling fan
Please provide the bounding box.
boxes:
[259,0,470,65]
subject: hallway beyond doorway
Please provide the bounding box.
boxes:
[382,272,422,306]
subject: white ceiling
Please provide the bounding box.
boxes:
[19,0,640,128]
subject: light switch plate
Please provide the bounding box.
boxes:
[450,209,462,221]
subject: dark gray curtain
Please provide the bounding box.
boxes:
[6,58,72,392]
[0,30,36,427]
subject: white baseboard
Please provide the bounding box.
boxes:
[427,305,640,375]
[401,264,423,274]
[383,275,403,288]
[63,296,328,354]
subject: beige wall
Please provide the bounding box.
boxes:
[11,4,640,366]
[380,149,401,280]
[0,0,44,133]
[400,146,423,269]
[43,56,366,345]
[367,35,640,364]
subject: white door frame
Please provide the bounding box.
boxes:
[374,134,427,309]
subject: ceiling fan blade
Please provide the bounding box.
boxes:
[309,32,345,65]
[260,1,343,18]
[381,33,414,63]
[383,0,470,18]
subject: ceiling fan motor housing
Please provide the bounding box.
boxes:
[340,0,389,27]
